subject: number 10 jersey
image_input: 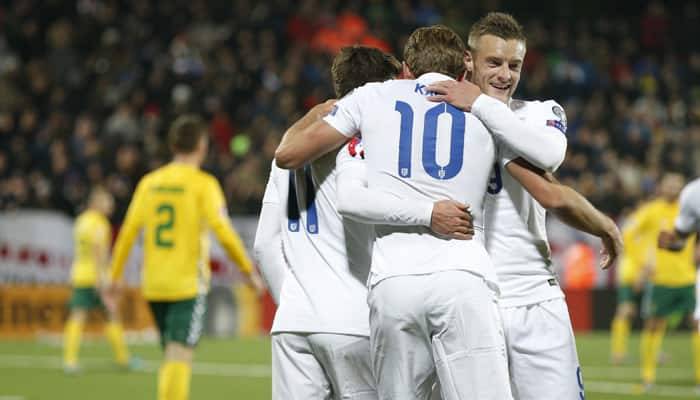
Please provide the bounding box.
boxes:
[325,72,498,289]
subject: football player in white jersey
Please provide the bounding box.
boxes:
[275,23,595,400]
[255,45,475,400]
[424,13,622,400]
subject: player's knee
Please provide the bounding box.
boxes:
[70,309,88,323]
[164,342,194,364]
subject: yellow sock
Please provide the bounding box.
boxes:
[611,316,630,360]
[63,318,84,367]
[693,332,700,384]
[641,329,665,384]
[105,322,130,366]
[158,361,192,400]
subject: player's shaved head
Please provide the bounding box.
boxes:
[88,186,114,216]
[403,25,466,79]
[468,12,526,52]
[332,45,401,98]
[659,172,685,201]
[168,115,208,155]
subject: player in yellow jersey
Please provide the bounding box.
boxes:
[625,173,698,388]
[610,204,655,364]
[63,187,132,373]
[108,115,264,400]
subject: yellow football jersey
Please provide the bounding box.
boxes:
[109,163,254,301]
[71,209,111,287]
[625,199,696,287]
[618,208,655,286]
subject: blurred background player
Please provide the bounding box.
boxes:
[63,186,132,373]
[623,173,698,388]
[659,176,700,391]
[610,204,655,364]
[107,115,264,400]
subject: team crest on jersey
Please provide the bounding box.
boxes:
[552,105,567,125]
[348,137,365,159]
[509,99,526,111]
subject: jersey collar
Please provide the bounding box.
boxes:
[416,72,456,86]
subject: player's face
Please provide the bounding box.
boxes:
[659,174,685,200]
[466,35,525,104]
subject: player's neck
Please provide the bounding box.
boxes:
[171,154,202,168]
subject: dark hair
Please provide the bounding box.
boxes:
[468,12,526,51]
[331,45,401,97]
[403,25,466,79]
[168,115,208,154]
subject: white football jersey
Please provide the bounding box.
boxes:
[325,72,497,288]
[675,178,700,235]
[266,154,373,336]
[484,99,568,307]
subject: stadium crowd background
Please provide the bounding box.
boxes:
[1,0,699,222]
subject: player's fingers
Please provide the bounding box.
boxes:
[427,95,447,103]
[449,232,473,240]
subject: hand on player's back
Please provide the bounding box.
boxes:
[430,200,474,240]
[426,80,482,112]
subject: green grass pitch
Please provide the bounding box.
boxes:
[0,332,697,399]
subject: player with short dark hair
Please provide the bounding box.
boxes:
[108,114,263,400]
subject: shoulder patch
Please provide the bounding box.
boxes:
[347,137,365,159]
[329,104,338,116]
[551,105,567,125]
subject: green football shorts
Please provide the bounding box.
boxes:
[68,287,104,310]
[148,294,208,349]
[642,284,695,318]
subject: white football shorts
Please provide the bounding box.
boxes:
[500,297,585,400]
[272,332,377,400]
[368,270,512,400]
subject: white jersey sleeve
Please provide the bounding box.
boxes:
[472,95,567,171]
[253,166,286,304]
[324,91,364,138]
[335,138,433,226]
[675,178,700,235]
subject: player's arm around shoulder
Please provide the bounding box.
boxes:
[275,98,349,170]
[109,176,149,282]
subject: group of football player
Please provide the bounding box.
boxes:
[255,12,624,400]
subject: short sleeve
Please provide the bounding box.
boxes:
[676,183,700,235]
[323,89,363,138]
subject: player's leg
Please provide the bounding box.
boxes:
[101,291,130,367]
[368,275,437,400]
[272,333,332,400]
[308,333,377,400]
[63,287,94,372]
[428,271,512,400]
[158,294,207,400]
[640,284,670,386]
[502,298,584,400]
[611,285,636,364]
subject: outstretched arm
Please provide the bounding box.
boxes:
[427,80,567,171]
[335,140,474,239]
[275,100,348,169]
[506,158,623,269]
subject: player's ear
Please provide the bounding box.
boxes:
[402,62,415,79]
[464,50,474,77]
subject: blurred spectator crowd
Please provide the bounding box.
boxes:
[0,0,699,221]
